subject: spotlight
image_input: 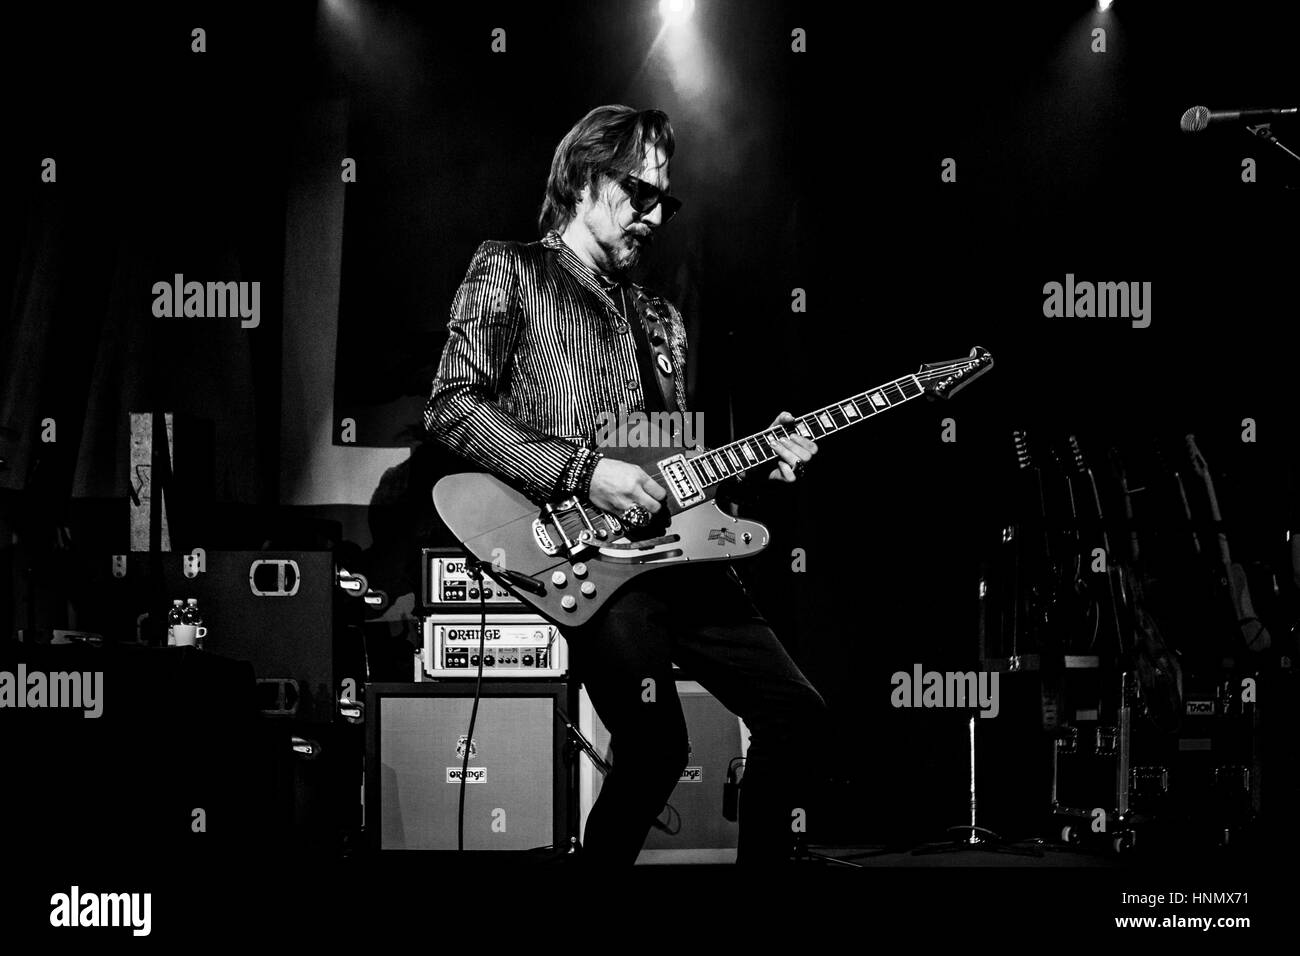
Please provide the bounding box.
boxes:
[1097,0,1114,10]
[660,0,695,24]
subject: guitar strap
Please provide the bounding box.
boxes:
[605,278,680,416]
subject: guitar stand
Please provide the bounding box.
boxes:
[910,712,1043,859]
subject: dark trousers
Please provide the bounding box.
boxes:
[567,563,827,865]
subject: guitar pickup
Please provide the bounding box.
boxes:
[659,455,704,507]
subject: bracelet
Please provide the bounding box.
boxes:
[576,449,604,498]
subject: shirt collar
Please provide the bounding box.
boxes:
[543,230,629,308]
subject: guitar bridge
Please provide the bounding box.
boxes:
[659,454,704,507]
[541,497,621,557]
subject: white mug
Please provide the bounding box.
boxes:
[173,624,207,647]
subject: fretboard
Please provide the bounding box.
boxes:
[686,374,927,488]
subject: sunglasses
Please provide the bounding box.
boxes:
[617,175,682,224]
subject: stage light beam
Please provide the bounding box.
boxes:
[1097,0,1114,11]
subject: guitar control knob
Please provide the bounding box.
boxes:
[581,582,596,597]
[561,595,577,611]
[572,563,588,578]
[551,571,567,587]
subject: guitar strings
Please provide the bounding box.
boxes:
[451,362,985,544]
[640,363,982,491]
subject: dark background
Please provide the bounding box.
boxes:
[2,0,1297,851]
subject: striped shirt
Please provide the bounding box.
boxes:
[424,231,690,503]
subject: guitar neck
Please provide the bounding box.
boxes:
[1187,435,1234,568]
[1201,481,1234,567]
[687,373,928,489]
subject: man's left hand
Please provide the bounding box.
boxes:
[765,411,817,482]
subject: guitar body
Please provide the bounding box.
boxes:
[434,439,770,627]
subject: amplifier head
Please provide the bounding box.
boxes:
[421,548,525,611]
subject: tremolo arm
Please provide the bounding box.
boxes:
[534,497,623,558]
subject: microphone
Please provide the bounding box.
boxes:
[1180,105,1299,132]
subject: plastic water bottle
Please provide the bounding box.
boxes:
[182,598,204,650]
[167,600,184,646]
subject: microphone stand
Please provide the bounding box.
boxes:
[909,709,1042,858]
[555,703,680,841]
[1245,123,1300,172]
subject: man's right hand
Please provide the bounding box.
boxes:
[587,457,667,517]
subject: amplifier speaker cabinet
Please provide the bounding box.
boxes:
[75,550,342,723]
[579,681,747,864]
[364,682,572,854]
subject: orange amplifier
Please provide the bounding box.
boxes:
[421,548,525,610]
[422,614,568,679]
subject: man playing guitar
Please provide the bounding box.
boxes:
[424,105,826,865]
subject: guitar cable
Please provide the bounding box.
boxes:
[457,564,489,852]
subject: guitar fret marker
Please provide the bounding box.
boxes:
[869,391,888,408]
[841,403,858,418]
[725,448,743,470]
[817,412,835,430]
[741,442,757,463]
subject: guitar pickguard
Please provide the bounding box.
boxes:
[597,502,766,562]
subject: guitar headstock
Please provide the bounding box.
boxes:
[918,346,994,399]
[1013,429,1035,471]
[1185,433,1209,479]
[1067,434,1088,475]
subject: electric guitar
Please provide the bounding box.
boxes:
[1009,428,1055,648]
[1047,439,1099,653]
[1185,434,1271,653]
[433,346,994,626]
[1109,445,1183,730]
[1066,435,1127,658]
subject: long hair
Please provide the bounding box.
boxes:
[538,105,675,237]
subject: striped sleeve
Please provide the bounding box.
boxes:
[424,241,584,503]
